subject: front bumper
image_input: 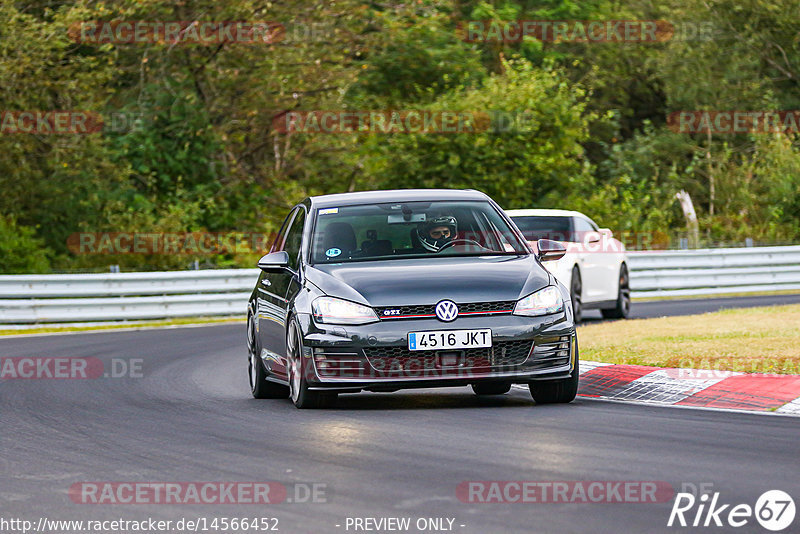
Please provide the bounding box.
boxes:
[296,312,577,392]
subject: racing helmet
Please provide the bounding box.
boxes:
[416,215,457,252]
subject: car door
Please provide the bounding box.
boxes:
[256,207,305,378]
[577,216,620,302]
[573,216,605,303]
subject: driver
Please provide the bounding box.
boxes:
[416,215,457,252]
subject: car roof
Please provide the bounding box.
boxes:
[505,208,587,218]
[308,189,490,209]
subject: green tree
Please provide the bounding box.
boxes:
[0,216,50,273]
[360,58,593,208]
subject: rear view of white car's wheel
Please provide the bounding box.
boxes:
[601,263,631,319]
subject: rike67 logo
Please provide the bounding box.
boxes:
[668,489,795,531]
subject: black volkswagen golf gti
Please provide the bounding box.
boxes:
[247,189,578,408]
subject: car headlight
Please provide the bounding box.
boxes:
[312,297,379,325]
[513,286,563,317]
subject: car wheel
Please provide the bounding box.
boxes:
[529,344,579,404]
[286,319,336,409]
[248,314,289,399]
[570,266,582,323]
[471,382,511,395]
[601,263,631,319]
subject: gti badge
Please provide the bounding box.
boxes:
[435,300,459,322]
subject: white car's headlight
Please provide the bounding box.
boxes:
[312,297,379,325]
[513,286,563,317]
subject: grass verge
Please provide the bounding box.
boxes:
[578,304,800,374]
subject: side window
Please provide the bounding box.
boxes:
[270,210,296,253]
[282,209,306,270]
[573,217,595,242]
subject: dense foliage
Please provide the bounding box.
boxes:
[1,0,799,271]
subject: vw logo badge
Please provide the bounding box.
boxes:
[435,300,459,322]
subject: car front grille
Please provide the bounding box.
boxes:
[362,340,533,375]
[374,300,516,320]
[312,337,571,379]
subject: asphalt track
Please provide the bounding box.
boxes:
[1,296,799,534]
[584,292,800,321]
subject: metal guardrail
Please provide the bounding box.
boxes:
[1,245,799,323]
[628,245,800,297]
[0,269,259,324]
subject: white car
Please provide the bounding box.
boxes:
[506,209,630,322]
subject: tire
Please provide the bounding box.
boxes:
[529,342,579,404]
[471,382,511,395]
[248,314,289,399]
[570,266,582,323]
[286,319,337,409]
[601,263,631,319]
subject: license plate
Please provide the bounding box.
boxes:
[408,329,492,351]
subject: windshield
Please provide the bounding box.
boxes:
[310,200,528,264]
[511,215,574,242]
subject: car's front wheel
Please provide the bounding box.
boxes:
[529,346,579,404]
[286,319,337,409]
[248,314,289,399]
[471,382,511,395]
[601,263,631,319]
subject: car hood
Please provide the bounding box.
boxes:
[305,255,551,306]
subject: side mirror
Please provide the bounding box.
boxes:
[537,239,566,262]
[257,251,290,272]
